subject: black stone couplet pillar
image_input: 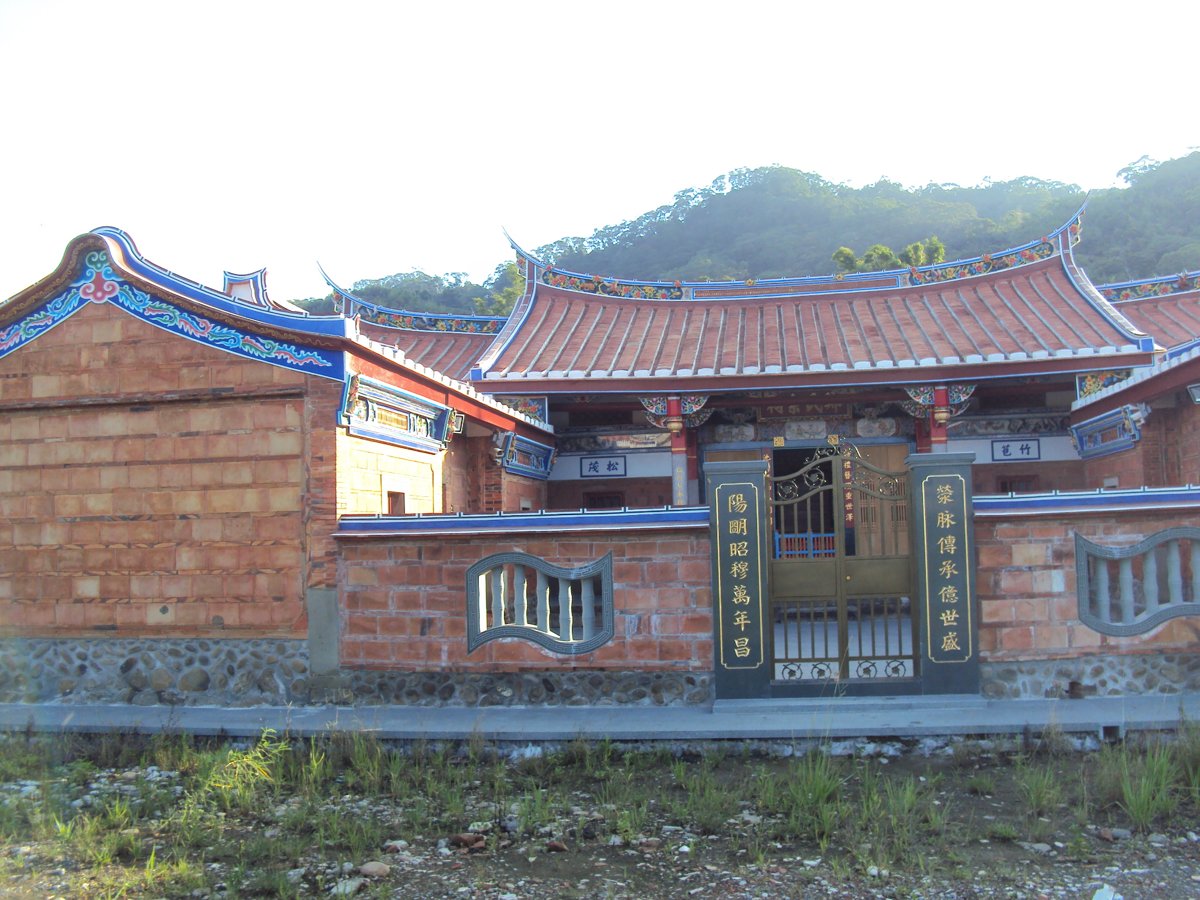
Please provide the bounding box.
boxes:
[906,452,980,695]
[705,458,771,700]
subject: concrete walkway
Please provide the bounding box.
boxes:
[2,693,1198,742]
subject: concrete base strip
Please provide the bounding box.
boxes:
[1,693,1198,741]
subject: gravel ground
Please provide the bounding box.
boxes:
[3,736,1200,899]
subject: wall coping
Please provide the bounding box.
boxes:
[335,506,710,537]
[335,485,1200,536]
[974,485,1200,517]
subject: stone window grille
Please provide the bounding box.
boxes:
[1076,527,1200,636]
[466,552,614,655]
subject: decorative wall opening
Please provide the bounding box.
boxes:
[1076,527,1200,636]
[466,552,614,654]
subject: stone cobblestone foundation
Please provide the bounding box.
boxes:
[0,639,311,707]
[0,639,713,707]
[333,670,714,707]
[981,653,1200,699]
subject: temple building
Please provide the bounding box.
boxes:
[1,215,1199,706]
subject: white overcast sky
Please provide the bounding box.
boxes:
[1,0,1195,302]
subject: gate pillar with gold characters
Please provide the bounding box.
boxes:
[706,458,772,700]
[906,452,980,695]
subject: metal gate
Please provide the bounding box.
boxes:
[769,440,916,689]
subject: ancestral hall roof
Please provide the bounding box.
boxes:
[357,322,496,381]
[472,214,1155,393]
[1102,271,1200,353]
[319,269,507,381]
[0,228,550,434]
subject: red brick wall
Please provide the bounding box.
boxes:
[548,477,674,510]
[339,528,712,671]
[972,461,1085,494]
[443,436,484,513]
[502,471,548,512]
[0,303,313,637]
[1176,398,1200,484]
[1083,417,1166,489]
[977,508,1200,662]
[304,378,342,592]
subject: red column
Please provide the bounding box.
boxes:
[930,384,950,452]
[666,396,688,506]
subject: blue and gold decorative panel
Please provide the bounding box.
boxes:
[342,374,451,453]
[500,434,555,480]
[1070,404,1148,460]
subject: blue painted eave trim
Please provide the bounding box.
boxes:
[974,486,1200,516]
[335,506,710,536]
[92,227,352,339]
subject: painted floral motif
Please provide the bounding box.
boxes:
[1100,273,1200,303]
[0,251,336,375]
[1076,369,1131,398]
[501,396,549,422]
[542,269,683,300]
[351,300,503,334]
[79,254,119,303]
[901,383,974,416]
[639,396,669,416]
[639,394,710,418]
[907,240,1055,285]
[0,290,84,355]
[903,385,936,406]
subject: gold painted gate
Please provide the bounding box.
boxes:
[769,440,916,688]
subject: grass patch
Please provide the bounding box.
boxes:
[5,724,1200,896]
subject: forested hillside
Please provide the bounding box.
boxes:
[540,153,1200,285]
[310,153,1200,314]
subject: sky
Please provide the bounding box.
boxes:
[1,0,1195,303]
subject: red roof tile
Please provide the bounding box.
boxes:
[1113,289,1200,351]
[479,251,1152,390]
[359,322,496,381]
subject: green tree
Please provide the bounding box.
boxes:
[899,236,946,268]
[835,235,948,274]
[472,262,525,317]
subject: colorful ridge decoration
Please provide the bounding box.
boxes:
[1,252,340,377]
[907,239,1056,286]
[344,298,504,334]
[1100,272,1200,302]
[541,270,684,300]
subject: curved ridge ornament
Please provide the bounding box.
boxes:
[0,251,340,378]
[542,269,684,300]
[906,238,1056,285]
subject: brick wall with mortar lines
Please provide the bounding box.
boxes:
[971,461,1085,495]
[1175,397,1200,484]
[977,509,1200,663]
[501,470,548,512]
[0,303,312,638]
[1081,408,1178,489]
[339,529,712,671]
[337,431,443,515]
[548,477,674,510]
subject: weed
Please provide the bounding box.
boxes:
[615,801,648,842]
[950,739,985,769]
[517,787,555,833]
[345,731,385,794]
[1174,718,1200,807]
[965,773,996,796]
[1120,741,1179,829]
[1091,744,1127,810]
[987,821,1020,841]
[671,769,739,834]
[1013,759,1063,817]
